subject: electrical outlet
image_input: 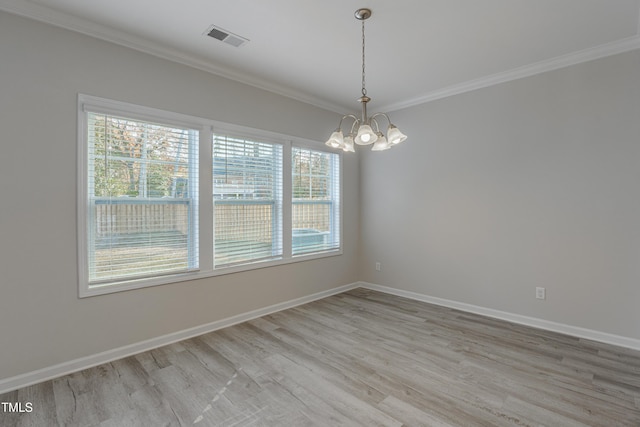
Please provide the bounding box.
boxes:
[375,262,381,271]
[536,287,546,300]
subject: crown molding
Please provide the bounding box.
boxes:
[380,35,640,112]
[2,1,639,115]
[0,0,347,114]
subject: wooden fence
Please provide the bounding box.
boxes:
[215,202,273,243]
[93,199,190,237]
[93,199,333,241]
[293,202,331,231]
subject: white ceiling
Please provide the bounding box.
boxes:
[2,0,640,113]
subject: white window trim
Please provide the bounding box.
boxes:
[291,145,342,256]
[211,132,284,268]
[77,94,342,298]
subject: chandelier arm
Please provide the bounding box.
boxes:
[370,117,381,133]
[349,118,361,134]
[338,114,360,131]
[370,112,392,128]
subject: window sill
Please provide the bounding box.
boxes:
[79,249,342,298]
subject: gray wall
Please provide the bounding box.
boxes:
[2,8,640,383]
[0,11,359,380]
[360,49,640,340]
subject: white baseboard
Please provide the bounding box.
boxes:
[358,282,640,351]
[3,281,639,394]
[0,282,359,395]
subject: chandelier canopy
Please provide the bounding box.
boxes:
[325,8,407,153]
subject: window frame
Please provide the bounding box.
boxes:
[291,146,341,256]
[78,94,342,298]
[211,131,284,268]
[84,111,200,285]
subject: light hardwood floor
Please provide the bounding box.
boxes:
[1,288,639,426]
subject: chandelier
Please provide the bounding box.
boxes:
[325,8,407,152]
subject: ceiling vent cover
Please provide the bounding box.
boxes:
[204,25,249,47]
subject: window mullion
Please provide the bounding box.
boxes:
[282,141,292,258]
[200,126,214,272]
[332,154,341,248]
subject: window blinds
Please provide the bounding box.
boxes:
[213,135,283,267]
[292,147,340,255]
[86,112,199,283]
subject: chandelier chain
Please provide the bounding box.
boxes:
[361,19,367,96]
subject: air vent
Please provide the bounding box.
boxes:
[204,25,249,48]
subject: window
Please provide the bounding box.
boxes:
[292,148,340,255]
[79,95,341,297]
[213,135,283,267]
[84,112,199,285]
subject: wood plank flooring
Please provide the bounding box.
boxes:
[1,288,639,426]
